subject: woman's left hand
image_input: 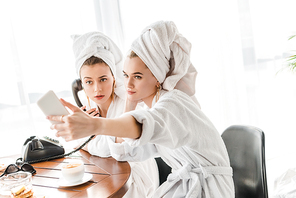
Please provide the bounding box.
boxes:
[81,106,100,117]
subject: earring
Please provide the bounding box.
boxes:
[111,80,116,101]
[87,95,91,109]
[156,84,162,102]
[84,89,91,109]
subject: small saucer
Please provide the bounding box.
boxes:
[58,173,93,187]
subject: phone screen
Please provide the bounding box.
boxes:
[37,90,69,124]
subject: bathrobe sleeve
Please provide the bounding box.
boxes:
[123,90,219,149]
[87,135,115,157]
[109,141,159,162]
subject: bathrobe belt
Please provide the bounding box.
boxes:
[153,164,232,197]
[164,163,233,197]
[167,163,233,182]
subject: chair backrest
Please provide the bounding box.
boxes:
[155,157,172,186]
[221,125,268,198]
[71,78,172,186]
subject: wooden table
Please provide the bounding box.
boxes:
[0,150,131,198]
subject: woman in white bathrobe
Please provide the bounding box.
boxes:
[49,21,235,197]
[71,32,159,198]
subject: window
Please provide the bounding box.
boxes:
[0,0,96,156]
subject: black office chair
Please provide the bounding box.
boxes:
[71,78,172,186]
[221,125,268,198]
[154,157,171,186]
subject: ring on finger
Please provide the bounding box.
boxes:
[60,115,64,122]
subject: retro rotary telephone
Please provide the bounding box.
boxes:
[21,136,65,164]
[19,135,94,164]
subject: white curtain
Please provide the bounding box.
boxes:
[239,0,296,159]
[92,0,125,52]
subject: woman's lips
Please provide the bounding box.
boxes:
[95,95,104,100]
[127,91,136,95]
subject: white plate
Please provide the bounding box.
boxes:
[0,158,14,171]
[58,173,93,187]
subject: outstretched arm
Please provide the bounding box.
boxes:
[47,99,142,142]
[115,95,140,143]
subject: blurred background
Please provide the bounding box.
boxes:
[0,0,296,195]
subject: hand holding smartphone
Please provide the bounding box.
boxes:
[37,90,69,124]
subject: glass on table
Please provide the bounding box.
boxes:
[0,171,32,196]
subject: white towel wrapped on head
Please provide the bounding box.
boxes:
[131,21,198,104]
[72,32,125,99]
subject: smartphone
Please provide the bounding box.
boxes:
[37,90,69,124]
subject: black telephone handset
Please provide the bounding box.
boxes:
[21,136,65,164]
[72,79,83,108]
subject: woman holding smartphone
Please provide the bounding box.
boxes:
[70,32,159,198]
[49,21,234,197]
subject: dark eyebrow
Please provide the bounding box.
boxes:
[83,75,107,80]
[98,75,108,78]
[122,70,143,75]
[133,72,143,75]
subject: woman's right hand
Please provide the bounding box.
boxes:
[47,99,102,141]
[48,99,142,141]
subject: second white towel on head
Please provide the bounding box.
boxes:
[130,21,198,100]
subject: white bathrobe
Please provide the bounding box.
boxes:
[109,90,235,198]
[78,95,159,198]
